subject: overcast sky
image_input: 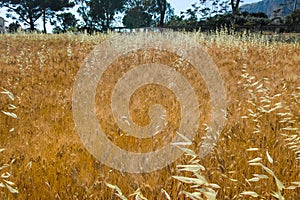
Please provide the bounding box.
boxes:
[0,0,263,31]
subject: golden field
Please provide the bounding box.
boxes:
[0,31,299,199]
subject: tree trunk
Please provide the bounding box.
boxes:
[89,20,93,35]
[231,0,240,16]
[42,9,47,34]
[230,0,240,25]
[105,12,110,32]
[29,13,35,31]
[159,0,167,27]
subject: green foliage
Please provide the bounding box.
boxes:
[166,15,199,28]
[8,21,21,32]
[195,11,270,30]
[39,0,75,33]
[166,15,186,26]
[286,9,300,31]
[197,0,241,17]
[142,0,167,26]
[238,12,270,26]
[78,0,126,33]
[123,7,152,28]
[0,0,74,32]
[53,12,78,33]
[0,0,43,31]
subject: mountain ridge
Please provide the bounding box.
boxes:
[240,0,298,18]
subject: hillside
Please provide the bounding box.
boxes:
[240,0,297,18]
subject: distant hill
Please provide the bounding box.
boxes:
[240,0,298,18]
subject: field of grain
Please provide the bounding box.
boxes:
[0,31,299,199]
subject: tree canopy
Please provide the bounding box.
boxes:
[123,6,152,28]
[0,0,44,31]
[77,0,126,33]
[53,12,78,33]
[0,0,299,33]
[0,0,74,32]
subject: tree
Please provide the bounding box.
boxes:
[122,0,174,27]
[286,9,300,31]
[230,0,241,16]
[197,0,242,15]
[180,3,200,22]
[77,1,93,33]
[196,0,232,18]
[78,0,127,32]
[143,0,173,26]
[196,0,242,24]
[123,6,152,28]
[8,21,21,32]
[166,15,185,26]
[0,0,43,31]
[53,12,78,33]
[40,0,75,33]
[0,0,74,32]
[158,0,167,26]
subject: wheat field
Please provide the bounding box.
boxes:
[0,31,299,199]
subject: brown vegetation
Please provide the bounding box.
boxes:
[0,32,299,199]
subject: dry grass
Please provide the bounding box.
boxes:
[0,31,299,199]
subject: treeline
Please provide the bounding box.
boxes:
[0,0,299,33]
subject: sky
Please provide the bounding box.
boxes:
[169,0,262,15]
[0,0,262,32]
